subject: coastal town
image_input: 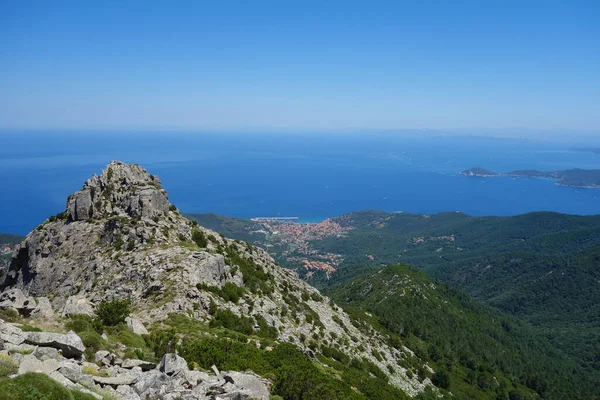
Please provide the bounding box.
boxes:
[249,218,354,276]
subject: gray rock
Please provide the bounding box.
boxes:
[116,384,142,400]
[159,353,189,376]
[24,330,85,358]
[125,315,149,335]
[61,295,95,317]
[18,354,61,375]
[0,289,27,309]
[31,297,54,318]
[222,371,270,400]
[93,374,137,386]
[33,346,60,359]
[0,289,37,316]
[131,369,168,395]
[121,358,156,371]
[49,370,77,388]
[0,321,25,345]
[94,350,110,363]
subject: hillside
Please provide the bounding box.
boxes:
[188,210,600,393]
[327,264,596,399]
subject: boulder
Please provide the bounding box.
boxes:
[125,315,149,335]
[18,353,61,375]
[61,295,95,317]
[0,289,37,316]
[93,374,137,387]
[24,330,85,358]
[0,289,27,309]
[159,353,189,376]
[131,369,168,395]
[121,358,156,371]
[116,384,142,400]
[0,320,25,345]
[33,346,60,359]
[221,371,270,400]
[31,297,54,318]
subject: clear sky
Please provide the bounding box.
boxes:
[1,0,599,133]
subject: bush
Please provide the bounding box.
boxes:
[209,309,254,335]
[192,228,208,248]
[0,354,18,377]
[0,309,20,323]
[96,298,131,326]
[197,282,246,304]
[432,369,451,389]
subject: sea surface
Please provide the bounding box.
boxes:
[1,130,600,235]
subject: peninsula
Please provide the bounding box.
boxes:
[461,167,600,188]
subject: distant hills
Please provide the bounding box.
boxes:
[188,209,600,396]
[461,167,600,188]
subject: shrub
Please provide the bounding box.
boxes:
[209,309,254,335]
[192,228,208,248]
[0,354,18,377]
[432,369,451,389]
[96,298,131,326]
[0,309,20,323]
[197,282,246,304]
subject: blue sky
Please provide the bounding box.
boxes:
[1,1,599,133]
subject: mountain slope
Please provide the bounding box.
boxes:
[1,161,438,399]
[327,264,598,399]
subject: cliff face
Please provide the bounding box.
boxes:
[0,161,433,396]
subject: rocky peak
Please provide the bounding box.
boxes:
[67,161,169,221]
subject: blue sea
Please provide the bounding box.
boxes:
[1,130,600,235]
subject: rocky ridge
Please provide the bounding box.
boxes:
[0,161,434,398]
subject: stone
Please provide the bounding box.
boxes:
[121,358,156,371]
[0,289,37,316]
[131,369,168,395]
[0,289,27,310]
[93,374,137,386]
[0,321,25,345]
[125,315,149,335]
[31,297,54,318]
[58,362,84,383]
[116,384,142,400]
[61,295,95,317]
[94,350,110,363]
[222,371,270,400]
[33,346,60,359]
[159,353,189,376]
[49,370,77,388]
[18,354,60,375]
[24,330,85,358]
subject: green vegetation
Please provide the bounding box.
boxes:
[0,373,97,400]
[196,282,247,303]
[95,298,131,326]
[148,314,408,400]
[191,228,208,248]
[327,264,595,399]
[225,245,274,294]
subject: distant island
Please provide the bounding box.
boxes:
[571,148,600,155]
[461,167,600,188]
